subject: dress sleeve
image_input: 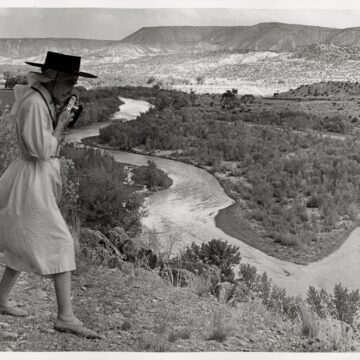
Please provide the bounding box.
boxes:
[21,100,58,161]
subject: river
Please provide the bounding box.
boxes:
[66,97,360,297]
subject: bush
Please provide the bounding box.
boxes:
[333,283,360,325]
[236,263,299,319]
[74,86,123,127]
[306,284,360,326]
[298,302,320,338]
[318,115,346,134]
[147,76,156,84]
[267,285,300,319]
[159,257,221,292]
[180,239,241,283]
[206,309,231,342]
[61,144,144,233]
[132,160,172,189]
[187,273,213,297]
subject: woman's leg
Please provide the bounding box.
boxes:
[52,271,79,323]
[52,271,101,338]
[0,266,21,305]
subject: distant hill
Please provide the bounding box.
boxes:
[121,23,360,51]
[2,22,360,93]
[2,22,360,64]
[277,81,360,98]
[0,38,112,59]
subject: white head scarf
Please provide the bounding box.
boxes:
[26,69,78,85]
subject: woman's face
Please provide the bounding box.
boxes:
[52,75,78,106]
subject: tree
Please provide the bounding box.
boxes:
[5,78,16,89]
[196,76,204,85]
[147,76,156,84]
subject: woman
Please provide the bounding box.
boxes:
[0,51,101,339]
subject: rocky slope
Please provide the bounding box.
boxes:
[0,252,355,352]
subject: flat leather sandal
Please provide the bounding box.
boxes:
[54,319,103,339]
[0,304,28,317]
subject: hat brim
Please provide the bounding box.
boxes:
[25,61,97,78]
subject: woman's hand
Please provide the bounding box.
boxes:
[58,109,74,128]
[53,110,74,140]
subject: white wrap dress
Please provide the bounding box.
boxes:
[0,83,76,275]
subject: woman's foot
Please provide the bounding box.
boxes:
[54,317,103,339]
[0,300,28,317]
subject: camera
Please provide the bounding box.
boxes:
[65,94,83,128]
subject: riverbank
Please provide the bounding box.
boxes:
[215,177,357,265]
[94,88,360,270]
[81,134,356,265]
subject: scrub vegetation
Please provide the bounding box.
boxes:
[98,84,360,264]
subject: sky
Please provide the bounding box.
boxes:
[2,6,360,40]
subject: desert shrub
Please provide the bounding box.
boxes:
[168,328,191,342]
[238,264,271,301]
[4,74,27,89]
[187,273,213,297]
[235,263,299,319]
[306,195,320,208]
[307,286,336,318]
[333,284,360,325]
[132,160,172,189]
[155,94,172,111]
[238,263,258,290]
[61,144,144,233]
[273,232,301,247]
[267,285,300,319]
[73,86,123,127]
[316,115,346,134]
[236,264,272,305]
[206,308,232,342]
[147,76,156,84]
[306,284,360,326]
[159,257,221,293]
[180,239,241,283]
[298,302,320,338]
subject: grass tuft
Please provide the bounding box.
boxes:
[188,273,212,297]
[298,302,320,338]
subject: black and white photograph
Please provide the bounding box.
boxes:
[2,0,360,357]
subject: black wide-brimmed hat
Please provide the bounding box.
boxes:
[25,51,97,78]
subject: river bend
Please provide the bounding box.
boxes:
[66,97,360,296]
